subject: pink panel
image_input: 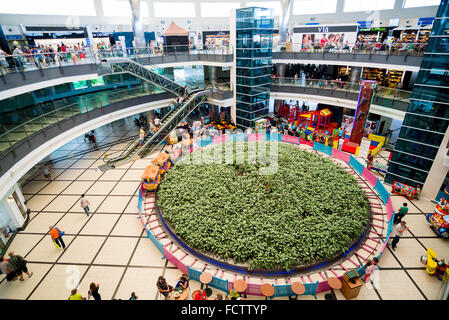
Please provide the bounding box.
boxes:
[332,149,351,163]
[316,276,344,294]
[362,167,378,187]
[212,135,229,144]
[299,138,314,147]
[282,135,299,144]
[247,133,264,141]
[386,197,394,221]
[163,248,188,275]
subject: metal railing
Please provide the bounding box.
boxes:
[0,40,426,76]
[0,84,165,156]
[271,77,412,103]
[273,41,427,56]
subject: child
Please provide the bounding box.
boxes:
[364,257,379,284]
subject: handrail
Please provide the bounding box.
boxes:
[271,77,412,102]
[0,84,164,157]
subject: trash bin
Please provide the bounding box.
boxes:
[340,270,362,299]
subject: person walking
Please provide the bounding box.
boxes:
[394,203,408,224]
[49,226,66,249]
[80,194,91,216]
[87,282,101,300]
[7,252,33,281]
[363,257,379,284]
[0,256,18,282]
[390,221,409,251]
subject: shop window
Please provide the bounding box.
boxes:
[292,0,337,14]
[403,0,441,8]
[102,0,149,17]
[0,0,96,15]
[201,2,241,17]
[344,0,395,12]
[153,2,195,17]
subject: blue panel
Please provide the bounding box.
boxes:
[273,284,294,297]
[313,142,333,156]
[349,155,365,174]
[302,281,319,299]
[375,179,390,204]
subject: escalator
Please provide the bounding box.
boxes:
[99,89,210,170]
[97,57,187,97]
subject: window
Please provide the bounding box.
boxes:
[245,1,282,16]
[103,0,149,17]
[201,2,241,17]
[344,0,395,12]
[153,2,196,17]
[292,0,338,15]
[0,0,96,15]
[403,0,441,8]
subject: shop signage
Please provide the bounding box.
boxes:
[293,25,358,34]
[5,35,23,40]
[357,21,373,28]
[418,17,435,27]
[359,27,387,32]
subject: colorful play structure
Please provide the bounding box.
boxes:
[426,198,449,238]
[391,181,421,200]
[136,132,398,300]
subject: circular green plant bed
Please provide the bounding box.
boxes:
[157,142,370,271]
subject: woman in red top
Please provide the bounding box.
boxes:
[194,289,207,300]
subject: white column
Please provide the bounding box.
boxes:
[0,196,25,230]
[421,125,449,200]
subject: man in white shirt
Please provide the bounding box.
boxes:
[154,117,161,127]
[80,194,91,217]
[391,221,409,251]
[338,137,344,151]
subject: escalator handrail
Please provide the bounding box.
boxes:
[138,90,210,154]
[108,58,187,93]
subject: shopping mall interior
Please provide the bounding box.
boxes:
[0,0,448,302]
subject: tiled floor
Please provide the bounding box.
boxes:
[0,119,447,300]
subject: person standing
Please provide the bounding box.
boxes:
[394,203,408,224]
[338,136,344,151]
[363,257,379,283]
[40,164,51,181]
[88,282,101,300]
[390,221,409,251]
[49,226,66,249]
[80,194,91,217]
[129,292,138,300]
[7,252,33,281]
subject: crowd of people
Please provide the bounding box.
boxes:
[299,34,427,56]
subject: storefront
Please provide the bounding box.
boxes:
[202,31,230,47]
[362,67,404,88]
[357,27,394,43]
[291,24,358,52]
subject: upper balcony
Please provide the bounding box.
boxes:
[0,42,424,98]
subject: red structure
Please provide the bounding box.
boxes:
[349,80,376,145]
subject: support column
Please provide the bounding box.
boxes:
[349,66,362,84]
[421,124,449,200]
[279,0,293,45]
[278,63,287,78]
[209,66,218,91]
[129,0,146,51]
